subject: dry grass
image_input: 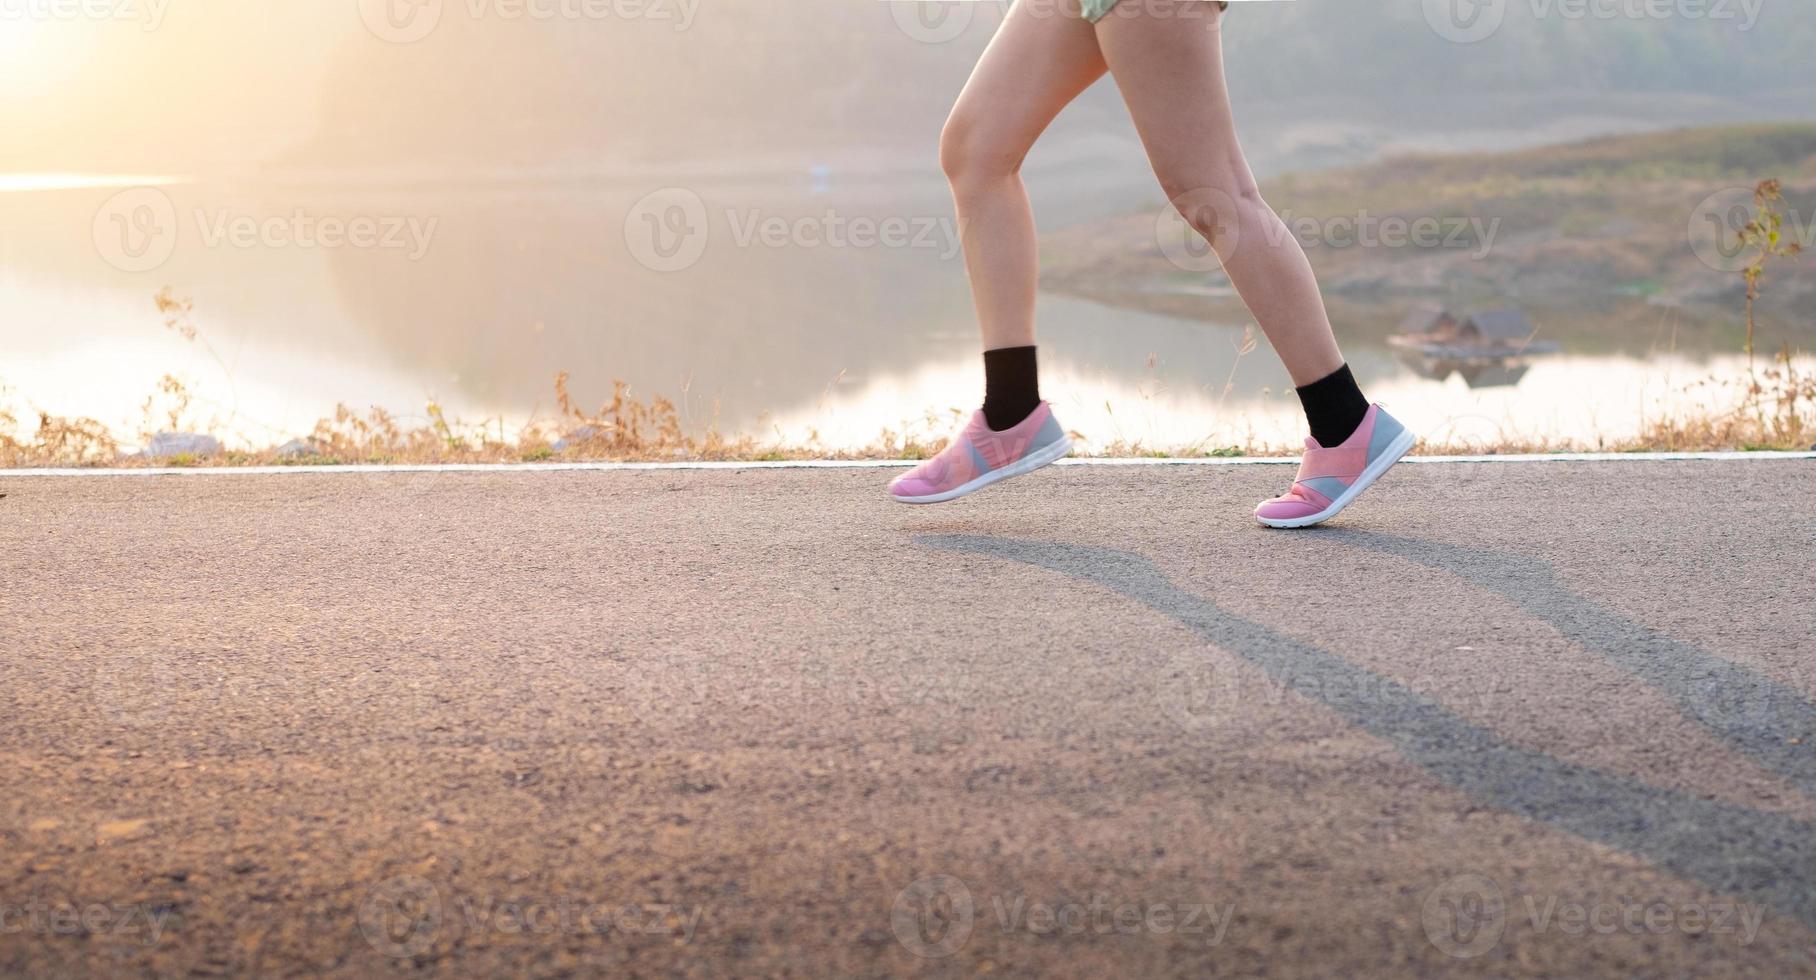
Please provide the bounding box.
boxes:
[1632,343,1813,453]
[8,351,1807,468]
[0,370,976,468]
[0,405,118,467]
[3,367,1810,468]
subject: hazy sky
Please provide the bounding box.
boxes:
[1,3,350,169]
[3,0,1808,174]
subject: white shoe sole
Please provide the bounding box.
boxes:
[890,437,1073,505]
[1257,428,1417,529]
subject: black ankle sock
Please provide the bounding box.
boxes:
[982,345,1041,431]
[1295,364,1370,447]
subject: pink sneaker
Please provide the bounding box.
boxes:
[1256,404,1415,529]
[889,402,1072,504]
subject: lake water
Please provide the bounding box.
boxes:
[0,148,1805,455]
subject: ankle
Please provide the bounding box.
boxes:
[982,345,1041,431]
[1295,363,1369,447]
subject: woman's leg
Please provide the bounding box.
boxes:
[942,0,1107,429]
[1095,1,1413,526]
[888,0,1104,503]
[944,0,1106,351]
[1092,3,1356,404]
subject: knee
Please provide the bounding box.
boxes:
[1161,173,1266,253]
[940,110,1023,194]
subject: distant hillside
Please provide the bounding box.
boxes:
[1039,123,1816,321]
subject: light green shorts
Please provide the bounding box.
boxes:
[1082,0,1228,22]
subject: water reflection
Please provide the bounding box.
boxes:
[1389,306,1560,390]
[769,301,1785,453]
[1396,354,1532,390]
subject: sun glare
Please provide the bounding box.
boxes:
[0,26,54,92]
[0,18,20,46]
[0,18,39,60]
[0,17,91,89]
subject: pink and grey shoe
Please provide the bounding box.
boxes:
[1256,404,1415,529]
[889,402,1072,504]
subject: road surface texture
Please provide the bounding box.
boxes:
[1,459,1813,978]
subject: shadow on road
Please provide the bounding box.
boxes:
[917,532,1816,929]
[1322,529,1816,799]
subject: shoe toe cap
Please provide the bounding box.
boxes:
[1255,496,1324,522]
[889,474,938,498]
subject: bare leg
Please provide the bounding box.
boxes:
[884,3,1104,503]
[942,0,1108,351]
[1093,2,1346,386]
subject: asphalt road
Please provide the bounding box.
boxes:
[1,460,1813,977]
